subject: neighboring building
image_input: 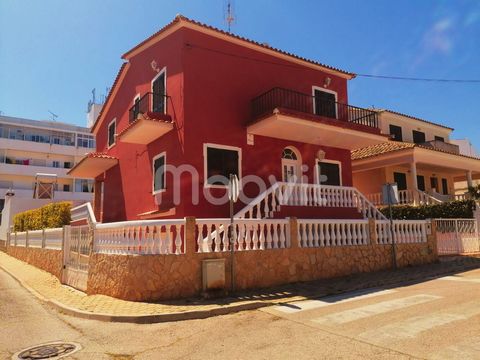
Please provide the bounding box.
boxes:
[69,15,388,223]
[352,110,480,205]
[0,115,95,238]
[450,139,480,193]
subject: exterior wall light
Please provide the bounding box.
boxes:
[316,149,326,160]
[324,77,332,88]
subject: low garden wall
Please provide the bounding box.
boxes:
[7,246,63,280]
[87,218,438,301]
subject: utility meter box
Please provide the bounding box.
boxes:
[202,259,226,292]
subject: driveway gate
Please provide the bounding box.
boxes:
[62,225,91,291]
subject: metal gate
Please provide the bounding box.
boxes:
[62,225,92,291]
[435,219,480,255]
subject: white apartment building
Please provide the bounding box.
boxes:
[0,115,95,238]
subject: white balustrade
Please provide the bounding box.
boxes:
[196,218,290,253]
[376,220,428,244]
[44,228,64,249]
[8,227,63,249]
[94,219,186,255]
[27,230,43,248]
[236,182,386,221]
[435,219,479,255]
[297,219,370,247]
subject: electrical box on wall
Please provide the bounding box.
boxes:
[202,259,226,292]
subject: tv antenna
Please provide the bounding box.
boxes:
[47,110,58,122]
[224,0,235,32]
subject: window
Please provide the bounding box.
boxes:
[434,136,445,142]
[282,148,298,160]
[442,178,449,195]
[412,130,426,144]
[317,160,341,186]
[205,144,240,186]
[77,134,95,148]
[52,161,60,168]
[417,175,426,191]
[152,69,166,113]
[64,162,71,169]
[430,177,439,192]
[75,179,94,193]
[63,184,70,192]
[108,119,116,148]
[132,94,141,121]
[152,153,166,193]
[394,172,407,191]
[313,87,337,119]
[389,125,403,142]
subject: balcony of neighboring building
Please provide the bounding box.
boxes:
[0,180,93,201]
[0,124,95,157]
[0,155,73,177]
[247,87,387,150]
[419,139,460,155]
[117,92,174,145]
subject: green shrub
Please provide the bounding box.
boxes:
[13,202,71,232]
[379,200,476,220]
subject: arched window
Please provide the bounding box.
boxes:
[282,148,297,160]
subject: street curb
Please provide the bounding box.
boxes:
[2,259,480,324]
[0,262,268,324]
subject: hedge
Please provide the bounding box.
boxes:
[13,202,71,232]
[379,200,476,220]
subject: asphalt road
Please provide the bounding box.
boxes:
[1,267,480,359]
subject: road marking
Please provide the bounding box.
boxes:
[432,338,480,360]
[312,294,441,325]
[359,304,480,342]
[438,276,480,284]
[273,288,397,314]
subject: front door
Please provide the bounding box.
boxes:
[430,177,439,192]
[282,159,299,183]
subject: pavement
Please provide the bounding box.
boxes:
[2,255,480,359]
[1,250,480,324]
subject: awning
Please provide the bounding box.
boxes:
[118,113,174,145]
[68,153,118,178]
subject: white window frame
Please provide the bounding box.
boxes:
[203,143,242,188]
[312,86,338,119]
[315,158,342,186]
[151,67,167,114]
[133,93,140,105]
[152,152,167,195]
[107,118,116,149]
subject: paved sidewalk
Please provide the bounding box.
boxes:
[1,251,479,323]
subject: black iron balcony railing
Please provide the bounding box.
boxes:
[251,87,378,129]
[129,92,168,123]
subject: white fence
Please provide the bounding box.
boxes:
[196,218,290,253]
[94,219,186,255]
[435,219,480,255]
[297,219,370,247]
[376,220,429,245]
[8,227,64,250]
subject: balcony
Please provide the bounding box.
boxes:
[420,140,460,155]
[120,92,173,145]
[248,88,386,149]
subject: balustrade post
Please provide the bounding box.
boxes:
[426,220,438,260]
[185,217,197,256]
[368,218,377,245]
[289,217,299,249]
[41,229,46,248]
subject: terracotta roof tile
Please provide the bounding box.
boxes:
[122,15,355,78]
[86,152,117,159]
[352,141,480,161]
[352,142,415,160]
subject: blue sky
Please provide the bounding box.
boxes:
[1,0,479,147]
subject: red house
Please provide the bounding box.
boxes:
[69,15,387,223]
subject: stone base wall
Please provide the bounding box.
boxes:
[87,221,438,302]
[7,246,63,280]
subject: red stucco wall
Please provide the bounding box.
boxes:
[97,27,356,221]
